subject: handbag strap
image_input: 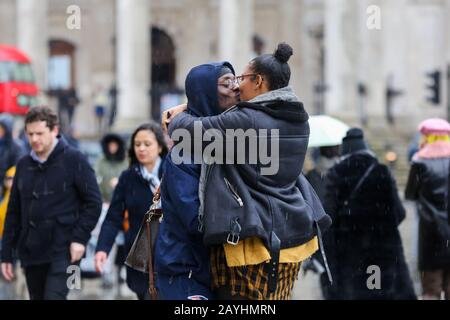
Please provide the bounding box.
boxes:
[145,220,157,300]
[345,162,376,204]
[146,181,162,300]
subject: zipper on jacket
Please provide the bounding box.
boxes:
[198,214,204,232]
[224,177,244,207]
[198,164,214,233]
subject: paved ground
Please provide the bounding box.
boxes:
[292,197,422,300]
[3,196,423,300]
[68,196,422,300]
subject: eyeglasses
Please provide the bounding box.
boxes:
[217,78,238,89]
[235,74,258,84]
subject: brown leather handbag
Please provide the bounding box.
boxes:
[125,185,162,300]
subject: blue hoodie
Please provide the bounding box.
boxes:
[154,62,234,288]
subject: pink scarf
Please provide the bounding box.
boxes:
[414,140,450,160]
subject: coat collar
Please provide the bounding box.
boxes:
[30,137,64,164]
[132,158,164,186]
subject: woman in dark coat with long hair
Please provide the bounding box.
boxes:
[324,128,416,300]
[95,122,167,300]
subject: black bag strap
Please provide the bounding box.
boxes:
[146,178,163,300]
[266,232,281,294]
[344,162,376,204]
[315,220,333,284]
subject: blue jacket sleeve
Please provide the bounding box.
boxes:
[96,171,127,254]
[162,159,202,238]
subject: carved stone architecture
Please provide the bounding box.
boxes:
[0,0,449,137]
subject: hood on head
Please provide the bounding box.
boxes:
[101,133,126,161]
[185,61,235,117]
[0,114,14,143]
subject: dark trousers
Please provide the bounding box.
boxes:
[156,273,214,300]
[24,259,71,300]
[136,292,151,300]
[214,285,249,300]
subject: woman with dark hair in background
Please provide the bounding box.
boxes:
[94,122,167,300]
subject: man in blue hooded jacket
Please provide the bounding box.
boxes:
[154,62,240,299]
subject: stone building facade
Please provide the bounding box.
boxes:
[0,0,449,138]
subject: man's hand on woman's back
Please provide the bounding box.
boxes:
[162,104,187,134]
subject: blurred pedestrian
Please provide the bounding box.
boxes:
[0,106,102,300]
[154,62,238,300]
[0,114,26,194]
[94,133,128,288]
[324,128,416,299]
[0,166,16,299]
[405,118,450,300]
[306,145,341,202]
[95,122,167,300]
[108,84,118,129]
[93,86,109,135]
[95,133,128,204]
[58,87,79,133]
[304,145,341,300]
[18,127,31,154]
[0,167,15,242]
[61,126,80,150]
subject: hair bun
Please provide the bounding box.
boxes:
[273,42,293,63]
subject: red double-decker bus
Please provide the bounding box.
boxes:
[0,44,39,115]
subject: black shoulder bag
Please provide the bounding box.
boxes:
[125,184,162,300]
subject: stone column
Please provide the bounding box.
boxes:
[447,0,450,64]
[356,0,385,124]
[114,0,150,132]
[0,0,16,45]
[219,0,254,74]
[324,0,359,118]
[278,0,306,105]
[176,0,211,87]
[17,0,48,93]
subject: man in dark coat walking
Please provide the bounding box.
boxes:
[0,106,102,300]
[323,128,416,299]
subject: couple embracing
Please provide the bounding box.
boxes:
[154,42,331,300]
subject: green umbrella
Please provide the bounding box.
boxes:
[308,115,350,147]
